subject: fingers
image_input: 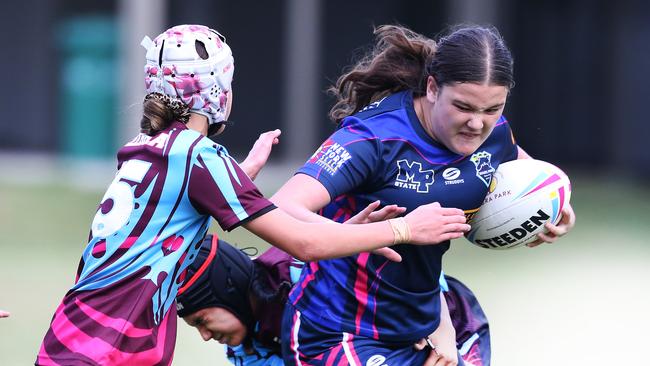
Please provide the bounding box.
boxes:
[0,310,9,318]
[367,204,406,222]
[344,200,381,224]
[413,338,427,351]
[372,247,402,262]
[423,348,457,366]
[359,200,381,217]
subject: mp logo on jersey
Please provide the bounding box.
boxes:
[308,138,352,175]
[470,151,495,187]
[394,159,435,193]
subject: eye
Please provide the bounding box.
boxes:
[453,103,472,112]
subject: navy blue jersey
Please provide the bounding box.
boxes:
[289,91,517,342]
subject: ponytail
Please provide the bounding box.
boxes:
[140,93,191,136]
[328,25,436,124]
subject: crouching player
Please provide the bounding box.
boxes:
[176,234,491,366]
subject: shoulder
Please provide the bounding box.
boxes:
[336,91,412,142]
[349,90,411,122]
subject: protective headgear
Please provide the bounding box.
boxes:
[141,24,234,125]
[176,235,255,332]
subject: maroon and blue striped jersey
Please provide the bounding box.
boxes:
[37,122,274,366]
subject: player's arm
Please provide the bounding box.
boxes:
[516,145,576,246]
[244,199,469,262]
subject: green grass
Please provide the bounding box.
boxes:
[0,175,648,365]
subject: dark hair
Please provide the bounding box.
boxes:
[328,24,514,124]
[140,93,190,136]
[430,25,514,90]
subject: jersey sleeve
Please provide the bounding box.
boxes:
[296,117,381,199]
[188,143,275,231]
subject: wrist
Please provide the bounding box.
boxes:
[388,217,411,244]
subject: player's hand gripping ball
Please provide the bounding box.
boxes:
[466,159,571,249]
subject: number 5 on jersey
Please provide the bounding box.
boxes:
[92,160,152,238]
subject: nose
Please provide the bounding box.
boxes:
[198,327,212,341]
[467,114,483,130]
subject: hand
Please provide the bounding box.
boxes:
[405,202,471,245]
[239,129,281,181]
[527,203,576,248]
[0,309,9,318]
[345,201,406,262]
[414,326,458,366]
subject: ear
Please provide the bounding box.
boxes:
[426,76,438,103]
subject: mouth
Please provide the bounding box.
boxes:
[458,131,481,139]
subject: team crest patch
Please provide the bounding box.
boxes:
[308,138,352,175]
[394,159,435,193]
[470,151,495,187]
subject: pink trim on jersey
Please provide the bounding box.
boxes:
[292,261,320,304]
[75,298,152,338]
[331,195,356,222]
[341,333,362,366]
[368,260,390,339]
[325,344,344,366]
[353,253,371,335]
[43,301,172,365]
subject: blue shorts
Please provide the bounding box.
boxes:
[281,303,465,366]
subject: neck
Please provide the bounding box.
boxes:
[186,113,209,136]
[413,96,436,140]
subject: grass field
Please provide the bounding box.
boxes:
[0,169,648,365]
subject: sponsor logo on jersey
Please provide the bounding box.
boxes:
[366,355,388,366]
[470,151,495,187]
[394,159,435,193]
[442,167,465,185]
[309,139,352,175]
[359,96,388,113]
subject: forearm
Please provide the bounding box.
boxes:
[244,208,394,261]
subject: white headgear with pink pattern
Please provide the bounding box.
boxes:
[141,24,234,125]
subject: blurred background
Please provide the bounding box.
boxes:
[0,0,648,365]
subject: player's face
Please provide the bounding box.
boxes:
[183,307,247,346]
[425,78,508,156]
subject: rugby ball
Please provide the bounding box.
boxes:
[466,159,571,250]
